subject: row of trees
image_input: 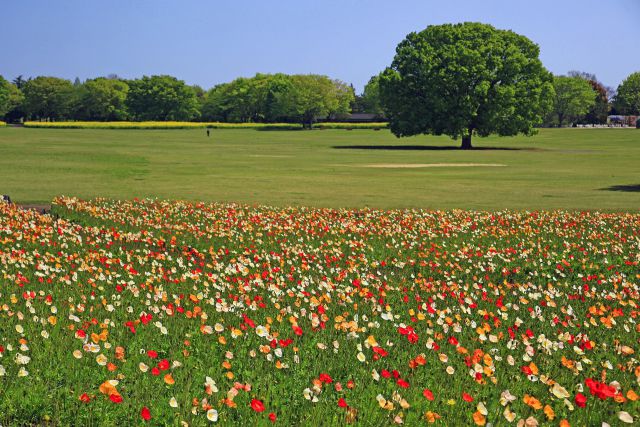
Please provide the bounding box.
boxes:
[2,69,637,129]
[0,74,355,127]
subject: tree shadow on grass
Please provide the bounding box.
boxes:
[332,145,539,151]
[599,184,640,192]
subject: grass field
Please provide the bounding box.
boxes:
[0,127,639,210]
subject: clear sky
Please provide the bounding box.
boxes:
[2,0,639,92]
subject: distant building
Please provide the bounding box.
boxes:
[608,115,639,126]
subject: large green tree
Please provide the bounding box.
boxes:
[75,78,130,121]
[279,75,354,128]
[614,72,640,115]
[201,74,353,127]
[550,76,597,127]
[22,76,75,120]
[200,77,262,122]
[568,71,610,124]
[378,22,554,149]
[126,75,200,121]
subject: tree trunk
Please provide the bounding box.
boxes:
[461,134,472,150]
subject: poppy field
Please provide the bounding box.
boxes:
[1,197,639,426]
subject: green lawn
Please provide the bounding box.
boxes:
[0,127,638,210]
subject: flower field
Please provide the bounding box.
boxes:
[1,198,639,426]
[22,121,388,130]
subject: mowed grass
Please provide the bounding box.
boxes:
[0,127,638,210]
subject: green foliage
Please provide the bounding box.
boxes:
[361,74,384,116]
[379,22,554,148]
[584,80,610,124]
[0,75,11,117]
[126,75,200,121]
[284,75,354,128]
[22,76,75,120]
[202,74,354,127]
[3,84,26,123]
[614,72,640,115]
[568,71,611,124]
[550,76,597,126]
[201,75,268,122]
[75,78,130,121]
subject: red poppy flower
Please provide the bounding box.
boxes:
[79,393,91,403]
[251,399,265,412]
[575,393,587,408]
[147,350,158,359]
[319,373,333,384]
[141,407,151,421]
[151,367,160,376]
[158,359,170,370]
[521,365,533,375]
[423,389,434,401]
[397,379,409,388]
[462,392,474,402]
[372,346,388,357]
[337,398,348,408]
[269,412,277,422]
[109,394,123,403]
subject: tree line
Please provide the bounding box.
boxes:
[1,69,637,129]
[0,74,362,128]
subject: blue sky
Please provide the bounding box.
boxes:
[2,0,639,92]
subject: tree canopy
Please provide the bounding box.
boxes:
[568,71,610,124]
[22,76,75,120]
[550,76,597,127]
[614,72,640,115]
[75,78,130,121]
[126,75,200,121]
[201,74,353,127]
[379,22,554,149]
[361,75,384,116]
